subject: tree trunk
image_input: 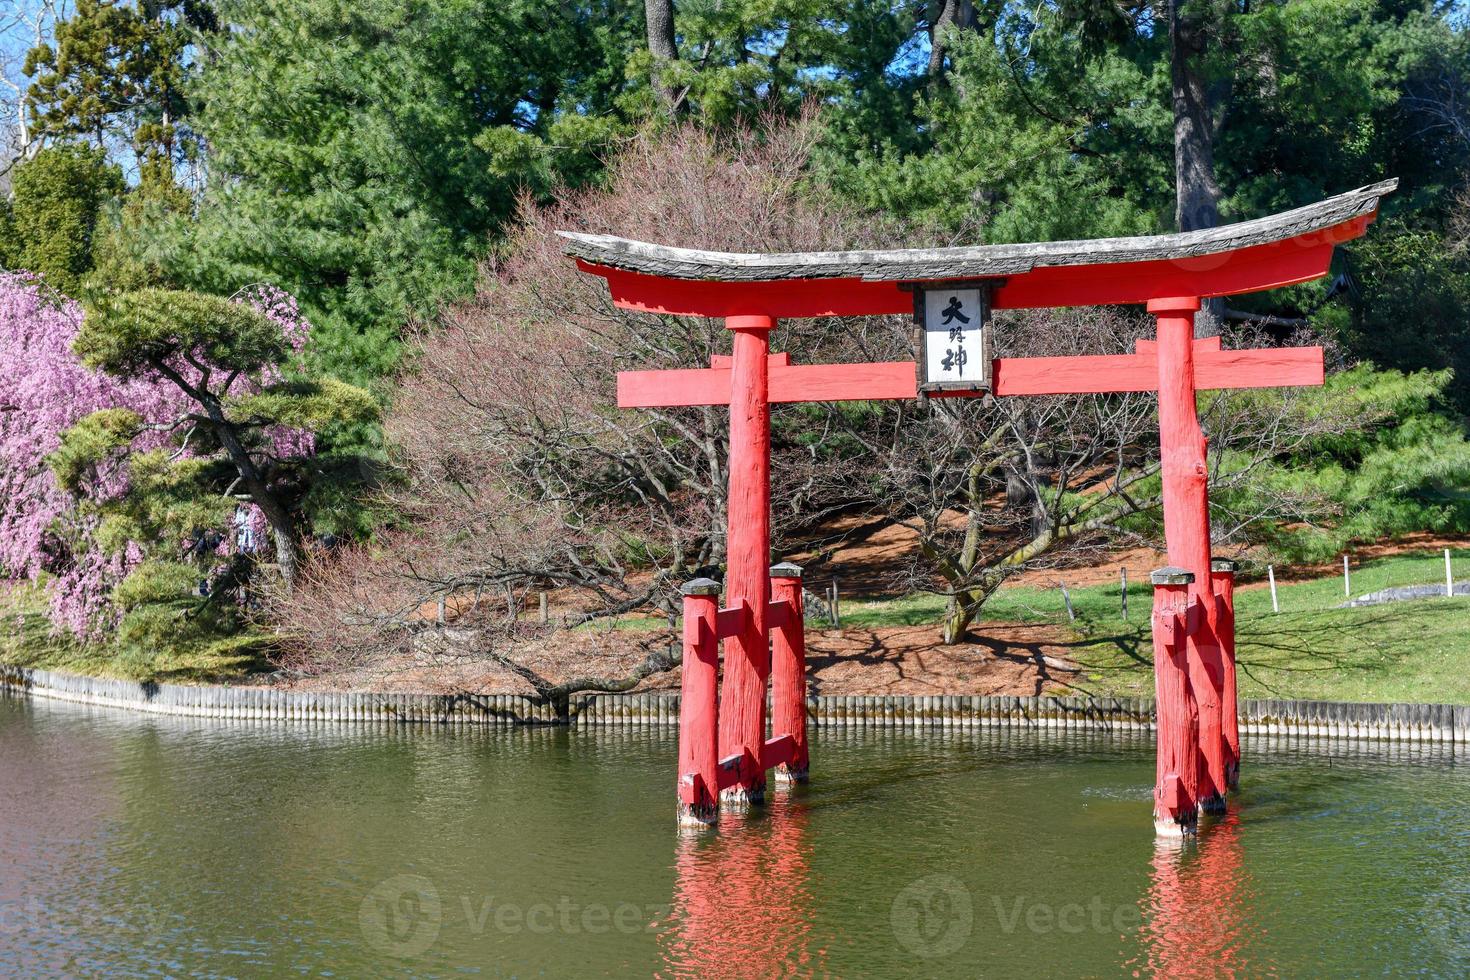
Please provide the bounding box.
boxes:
[272,523,298,588]
[645,0,680,113]
[941,570,1006,643]
[1006,463,1048,537]
[941,593,976,645]
[1169,0,1226,334]
[1005,466,1029,511]
[202,403,299,589]
[927,0,977,79]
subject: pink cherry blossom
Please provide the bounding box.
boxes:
[0,274,316,637]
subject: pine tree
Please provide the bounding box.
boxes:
[23,0,209,188]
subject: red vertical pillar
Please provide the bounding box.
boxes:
[769,562,809,783]
[718,314,774,806]
[1150,568,1198,836]
[1211,558,1240,790]
[678,578,721,827]
[1149,296,1227,818]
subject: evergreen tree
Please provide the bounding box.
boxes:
[158,0,642,382]
[60,287,378,591]
[1,143,124,294]
[23,0,210,189]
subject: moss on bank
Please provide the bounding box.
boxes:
[0,581,271,684]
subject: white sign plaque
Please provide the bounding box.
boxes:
[918,286,991,392]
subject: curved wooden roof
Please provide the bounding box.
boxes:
[559,179,1396,283]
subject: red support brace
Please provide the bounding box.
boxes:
[677,579,721,827]
[718,314,775,806]
[1212,558,1241,790]
[1151,568,1200,836]
[762,734,797,771]
[769,563,809,784]
[715,603,748,640]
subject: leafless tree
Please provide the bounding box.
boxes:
[270,113,1368,691]
[832,308,1363,643]
[0,0,67,179]
[268,113,902,690]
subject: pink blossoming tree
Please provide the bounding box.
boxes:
[0,273,374,643]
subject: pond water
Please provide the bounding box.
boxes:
[1,693,1466,977]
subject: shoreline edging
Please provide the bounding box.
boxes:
[2,664,1466,742]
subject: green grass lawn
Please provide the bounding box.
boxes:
[842,549,1470,704]
[0,582,271,685]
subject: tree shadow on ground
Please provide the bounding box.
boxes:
[1053,607,1412,699]
[803,624,1080,697]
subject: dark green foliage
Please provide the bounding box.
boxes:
[49,408,146,494]
[228,378,380,431]
[90,451,235,558]
[1325,224,1470,412]
[156,0,644,382]
[111,558,252,671]
[87,175,195,294]
[1215,366,1470,561]
[3,144,124,294]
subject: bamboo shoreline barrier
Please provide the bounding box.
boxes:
[1,665,1466,743]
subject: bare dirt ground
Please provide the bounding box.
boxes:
[789,509,1164,591]
[788,513,931,595]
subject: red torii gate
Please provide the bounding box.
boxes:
[561,179,1395,836]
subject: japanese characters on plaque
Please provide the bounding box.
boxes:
[918,285,991,392]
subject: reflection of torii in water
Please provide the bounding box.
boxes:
[660,799,818,977]
[1128,809,1266,976]
[563,179,1396,836]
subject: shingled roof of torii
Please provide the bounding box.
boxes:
[558,179,1397,283]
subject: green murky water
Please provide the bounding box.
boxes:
[1,693,1466,977]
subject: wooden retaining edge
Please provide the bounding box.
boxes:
[1,666,1465,742]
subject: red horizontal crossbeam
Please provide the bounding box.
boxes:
[984,345,1323,396]
[617,361,917,407]
[617,346,1322,408]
